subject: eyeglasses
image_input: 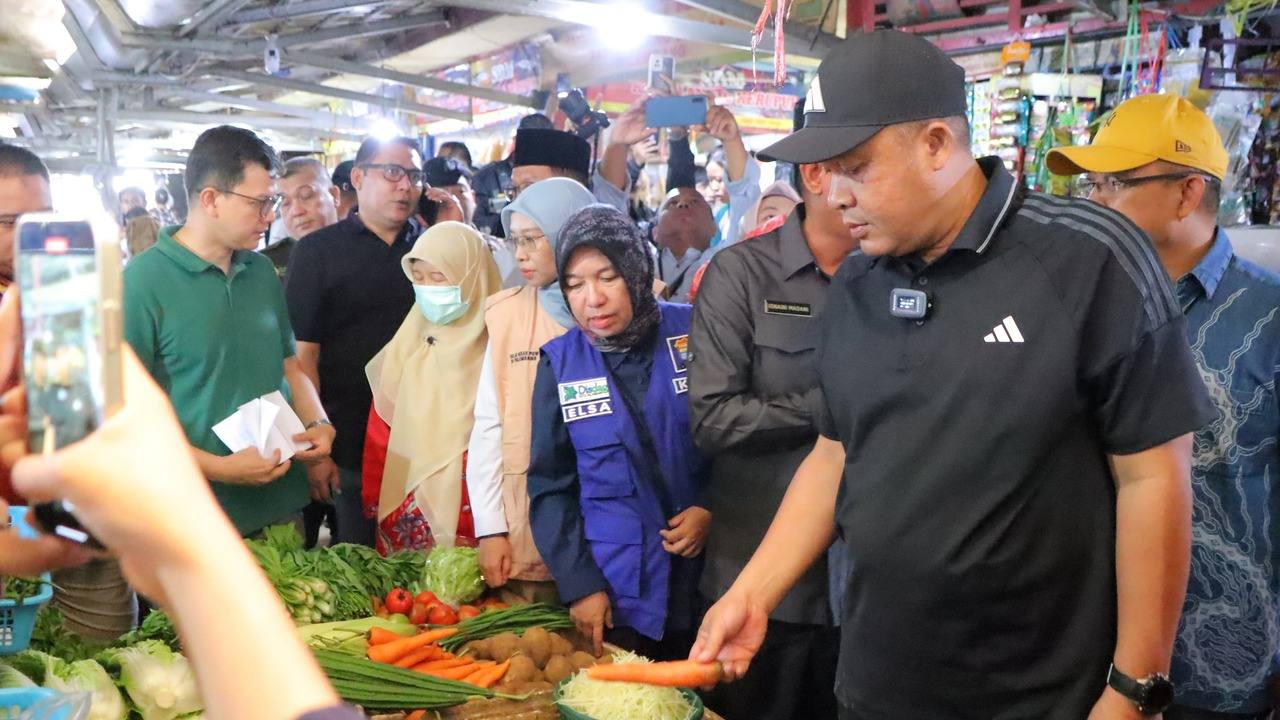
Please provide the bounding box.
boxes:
[1077,172,1208,198]
[219,189,284,219]
[506,232,547,251]
[359,163,425,187]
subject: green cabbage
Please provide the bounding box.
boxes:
[420,546,484,607]
[98,640,203,720]
[45,658,127,720]
[0,661,35,688]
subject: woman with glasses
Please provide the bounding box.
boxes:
[361,222,502,554]
[463,177,597,604]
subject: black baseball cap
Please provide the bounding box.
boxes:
[759,30,967,164]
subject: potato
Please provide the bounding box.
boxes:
[548,632,576,657]
[544,655,576,684]
[520,626,554,668]
[524,680,555,692]
[505,654,539,684]
[465,639,492,660]
[487,632,523,662]
[494,676,523,694]
[570,651,596,670]
[529,668,545,683]
[594,652,614,664]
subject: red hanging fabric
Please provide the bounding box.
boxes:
[751,0,792,86]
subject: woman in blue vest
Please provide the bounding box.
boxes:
[527,204,710,659]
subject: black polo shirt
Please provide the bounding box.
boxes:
[817,158,1214,719]
[285,214,418,469]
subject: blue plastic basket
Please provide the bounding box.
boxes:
[0,507,54,656]
[0,687,87,719]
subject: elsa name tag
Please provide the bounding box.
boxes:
[559,377,613,423]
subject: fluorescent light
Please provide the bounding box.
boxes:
[584,3,651,51]
[369,116,401,140]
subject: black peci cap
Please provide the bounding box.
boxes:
[759,29,967,164]
[512,128,592,179]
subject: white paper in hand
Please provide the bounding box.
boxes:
[211,392,312,466]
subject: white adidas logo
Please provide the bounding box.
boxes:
[983,316,1024,343]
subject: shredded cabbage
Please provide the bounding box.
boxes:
[420,546,484,607]
[558,651,695,720]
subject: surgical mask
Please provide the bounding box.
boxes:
[414,284,469,325]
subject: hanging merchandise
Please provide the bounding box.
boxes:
[988,41,1033,174]
[751,0,793,86]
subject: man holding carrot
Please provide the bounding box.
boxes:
[693,30,1213,720]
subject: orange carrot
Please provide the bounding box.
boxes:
[468,660,511,689]
[393,644,445,668]
[459,664,492,685]
[367,628,460,664]
[367,627,403,646]
[586,660,723,687]
[406,711,427,720]
[413,657,470,672]
[435,661,493,680]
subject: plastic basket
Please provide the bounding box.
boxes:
[554,677,705,720]
[0,687,90,719]
[0,507,54,655]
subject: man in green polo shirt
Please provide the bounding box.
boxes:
[124,125,336,535]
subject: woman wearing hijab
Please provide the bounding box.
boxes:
[527,205,711,660]
[465,178,597,604]
[361,222,502,554]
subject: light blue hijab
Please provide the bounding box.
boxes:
[500,178,597,329]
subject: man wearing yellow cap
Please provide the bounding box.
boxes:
[1050,94,1280,720]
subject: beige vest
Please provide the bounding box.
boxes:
[483,286,567,581]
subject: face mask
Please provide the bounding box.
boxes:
[414,284,469,325]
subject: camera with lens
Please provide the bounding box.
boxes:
[559,88,610,139]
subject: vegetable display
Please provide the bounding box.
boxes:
[98,640,204,720]
[0,576,46,602]
[419,546,485,608]
[246,524,425,624]
[558,651,698,720]
[439,603,574,653]
[313,649,526,710]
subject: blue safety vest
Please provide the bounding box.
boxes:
[541,302,707,639]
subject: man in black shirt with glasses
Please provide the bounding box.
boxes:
[285,136,424,546]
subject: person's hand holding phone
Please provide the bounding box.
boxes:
[608,97,656,149]
[210,447,291,486]
[701,104,743,144]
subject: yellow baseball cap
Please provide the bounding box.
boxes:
[1046,94,1228,180]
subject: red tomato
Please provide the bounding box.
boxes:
[427,604,459,626]
[384,588,413,615]
[415,591,439,606]
[409,602,430,626]
[457,605,481,621]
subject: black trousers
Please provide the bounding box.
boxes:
[703,620,840,720]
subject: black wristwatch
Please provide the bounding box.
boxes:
[1106,664,1174,715]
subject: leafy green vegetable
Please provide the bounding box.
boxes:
[0,576,46,602]
[30,606,110,661]
[43,657,128,720]
[115,611,179,651]
[298,616,415,655]
[98,641,203,720]
[0,661,35,689]
[420,546,484,607]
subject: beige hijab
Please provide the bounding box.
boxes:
[367,221,502,546]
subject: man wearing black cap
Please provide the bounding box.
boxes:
[693,29,1215,720]
[472,113,554,236]
[331,160,357,220]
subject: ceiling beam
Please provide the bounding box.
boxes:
[110,108,368,138]
[170,88,373,128]
[225,0,399,26]
[284,50,537,108]
[178,0,257,37]
[452,0,820,56]
[119,11,450,56]
[667,0,839,54]
[210,68,471,121]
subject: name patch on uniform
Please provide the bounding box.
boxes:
[667,335,690,373]
[764,300,812,317]
[509,350,539,364]
[562,399,613,423]
[672,377,688,395]
[558,377,611,406]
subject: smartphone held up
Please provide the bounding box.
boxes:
[14,212,122,547]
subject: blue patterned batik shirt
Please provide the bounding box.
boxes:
[1170,229,1280,714]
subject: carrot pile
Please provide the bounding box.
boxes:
[366,625,512,689]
